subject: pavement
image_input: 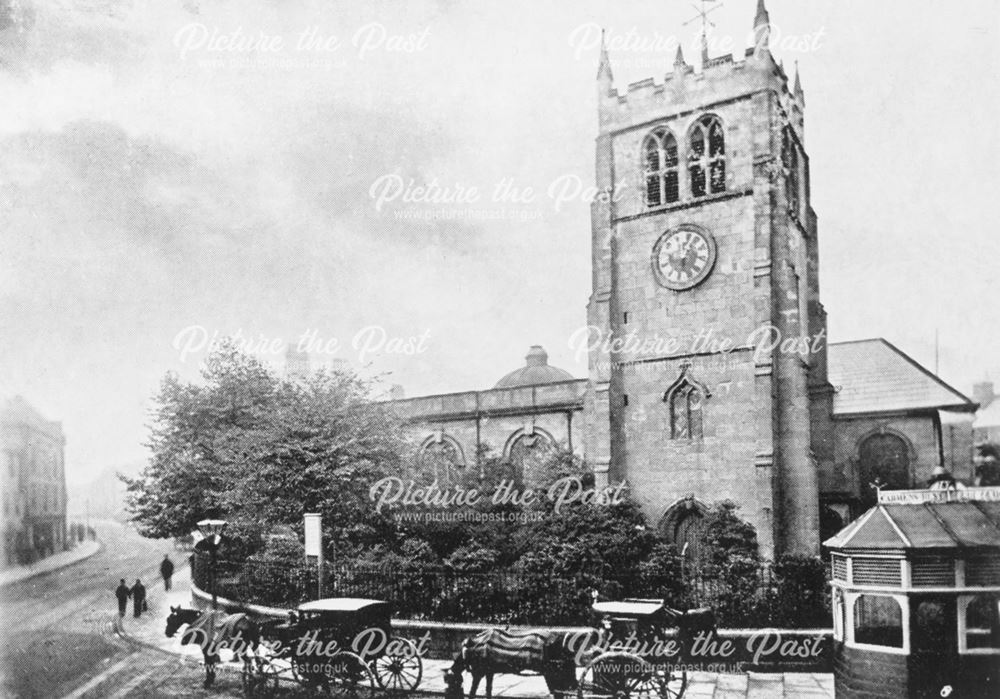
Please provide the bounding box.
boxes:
[0,539,101,587]
[120,568,835,698]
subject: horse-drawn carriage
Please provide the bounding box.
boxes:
[451,597,715,699]
[573,598,715,699]
[246,597,424,696]
[167,598,423,697]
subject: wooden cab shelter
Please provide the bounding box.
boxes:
[825,487,1000,698]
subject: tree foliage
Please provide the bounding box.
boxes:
[123,342,408,555]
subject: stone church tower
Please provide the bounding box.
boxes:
[584,0,835,559]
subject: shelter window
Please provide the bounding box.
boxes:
[851,557,902,587]
[853,594,904,648]
[966,554,1000,587]
[831,554,848,582]
[911,556,955,587]
[644,129,680,207]
[962,595,1000,651]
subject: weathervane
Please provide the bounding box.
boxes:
[683,0,724,66]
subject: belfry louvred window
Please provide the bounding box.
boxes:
[689,115,726,197]
[644,129,679,207]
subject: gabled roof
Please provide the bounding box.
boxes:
[824,496,1000,550]
[828,339,976,415]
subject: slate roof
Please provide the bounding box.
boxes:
[828,339,976,415]
[824,494,1000,550]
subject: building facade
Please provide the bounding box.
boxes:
[389,2,977,560]
[1,396,68,567]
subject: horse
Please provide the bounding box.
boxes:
[450,628,578,699]
[165,606,262,688]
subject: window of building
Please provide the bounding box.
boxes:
[688,116,726,197]
[664,364,709,441]
[419,435,465,486]
[853,594,904,648]
[961,594,1000,651]
[507,431,555,486]
[670,384,704,439]
[858,432,911,508]
[781,127,800,217]
[644,129,680,207]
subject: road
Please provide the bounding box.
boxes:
[0,522,444,698]
[0,521,242,698]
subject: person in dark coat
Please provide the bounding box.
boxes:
[115,579,130,617]
[160,555,175,591]
[131,579,146,618]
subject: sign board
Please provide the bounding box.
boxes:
[878,486,1000,505]
[304,513,322,557]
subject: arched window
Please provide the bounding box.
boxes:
[663,363,710,440]
[688,115,726,197]
[419,434,465,485]
[853,594,904,648]
[858,432,911,507]
[644,129,679,207]
[961,594,1000,651]
[506,429,555,487]
[781,127,800,216]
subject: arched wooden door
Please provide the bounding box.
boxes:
[858,433,911,507]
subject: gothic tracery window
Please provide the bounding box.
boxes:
[644,128,679,207]
[689,115,726,197]
[664,364,710,440]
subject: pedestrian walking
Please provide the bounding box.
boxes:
[160,554,174,591]
[115,578,130,618]
[131,579,146,618]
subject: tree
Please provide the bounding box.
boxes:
[701,500,759,568]
[122,341,408,557]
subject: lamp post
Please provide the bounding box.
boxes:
[197,519,228,610]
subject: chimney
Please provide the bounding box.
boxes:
[973,381,994,409]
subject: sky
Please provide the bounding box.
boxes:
[1,0,998,485]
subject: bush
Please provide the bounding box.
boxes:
[766,554,830,628]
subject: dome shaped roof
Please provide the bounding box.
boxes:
[494,346,575,389]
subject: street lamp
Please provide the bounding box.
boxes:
[197,519,228,610]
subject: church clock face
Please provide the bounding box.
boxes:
[652,226,717,290]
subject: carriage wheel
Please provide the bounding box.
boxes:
[577,652,661,699]
[322,651,376,699]
[373,637,423,692]
[660,668,686,699]
[291,656,323,688]
[242,656,280,697]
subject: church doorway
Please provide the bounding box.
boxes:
[858,432,911,508]
[660,497,710,567]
